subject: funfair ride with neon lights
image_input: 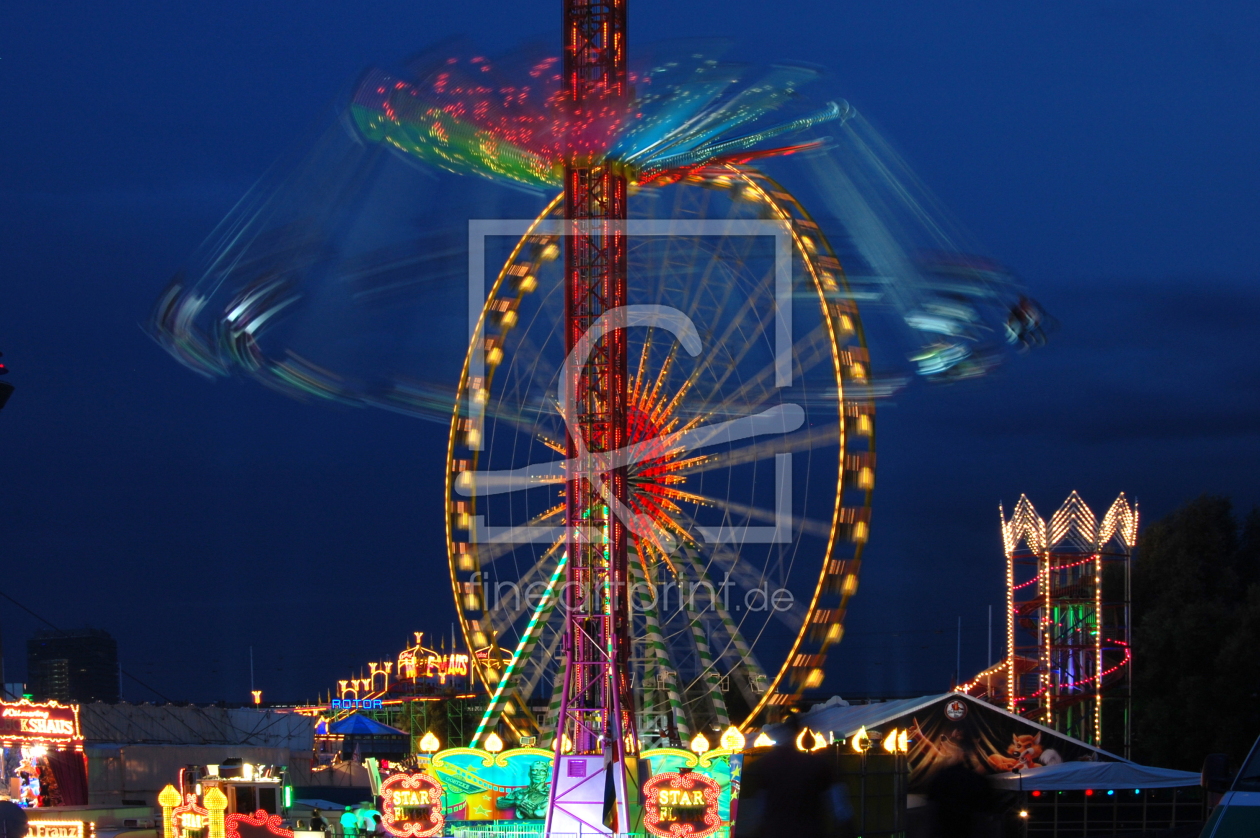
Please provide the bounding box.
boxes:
[448,169,873,754]
[148,13,1045,811]
[149,31,885,762]
[388,11,884,785]
[553,0,636,830]
[961,492,1136,756]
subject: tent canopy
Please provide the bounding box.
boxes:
[762,692,1120,764]
[326,714,407,737]
[989,760,1200,791]
[776,695,946,740]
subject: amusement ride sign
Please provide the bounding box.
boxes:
[380,773,445,837]
[169,794,210,838]
[398,649,470,686]
[643,771,722,838]
[0,699,82,748]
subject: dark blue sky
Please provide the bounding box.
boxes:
[2,1,1258,703]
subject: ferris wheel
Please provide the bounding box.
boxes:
[147,37,1040,755]
[445,165,875,747]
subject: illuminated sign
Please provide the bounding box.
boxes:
[29,823,87,838]
[329,699,383,710]
[331,633,482,704]
[423,653,469,684]
[398,650,470,685]
[226,811,293,838]
[170,794,210,838]
[381,773,445,837]
[0,699,82,746]
[644,772,721,838]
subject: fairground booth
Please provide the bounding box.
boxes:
[314,717,409,764]
[991,761,1203,838]
[146,724,744,838]
[155,774,295,838]
[0,699,317,838]
[1,697,87,809]
[363,726,747,838]
[779,692,1207,838]
[0,697,119,838]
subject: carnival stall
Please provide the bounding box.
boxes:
[382,727,746,838]
[0,698,86,808]
[315,717,409,763]
[157,776,293,838]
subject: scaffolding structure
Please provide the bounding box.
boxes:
[547,0,638,831]
[1001,492,1137,755]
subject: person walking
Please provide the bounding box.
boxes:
[736,712,853,838]
[339,807,358,838]
[356,804,380,837]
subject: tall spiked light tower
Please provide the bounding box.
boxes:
[546,0,640,834]
[1001,492,1137,756]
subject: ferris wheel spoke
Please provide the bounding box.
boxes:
[663,506,809,640]
[675,544,771,713]
[633,492,700,559]
[703,549,809,633]
[675,487,838,542]
[695,321,833,420]
[673,235,752,328]
[469,509,564,578]
[519,622,566,699]
[483,536,564,638]
[690,277,777,399]
[498,315,562,399]
[671,423,840,477]
[630,547,691,741]
[473,544,568,744]
[477,396,555,433]
[649,266,772,418]
[631,329,656,409]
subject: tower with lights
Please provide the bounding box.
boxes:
[999,492,1136,756]
[546,0,640,833]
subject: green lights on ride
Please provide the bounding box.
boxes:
[472,551,570,745]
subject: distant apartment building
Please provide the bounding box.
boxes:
[27,628,119,704]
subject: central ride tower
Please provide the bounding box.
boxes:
[546,0,640,834]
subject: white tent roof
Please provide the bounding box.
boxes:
[762,692,1119,762]
[989,760,1200,791]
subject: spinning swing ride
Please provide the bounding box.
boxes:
[149,0,1045,825]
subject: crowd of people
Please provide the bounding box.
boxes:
[303,804,386,838]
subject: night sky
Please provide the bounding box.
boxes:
[3,1,1258,704]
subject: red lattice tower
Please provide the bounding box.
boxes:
[549,0,638,826]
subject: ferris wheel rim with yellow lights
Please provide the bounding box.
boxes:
[444,165,876,745]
